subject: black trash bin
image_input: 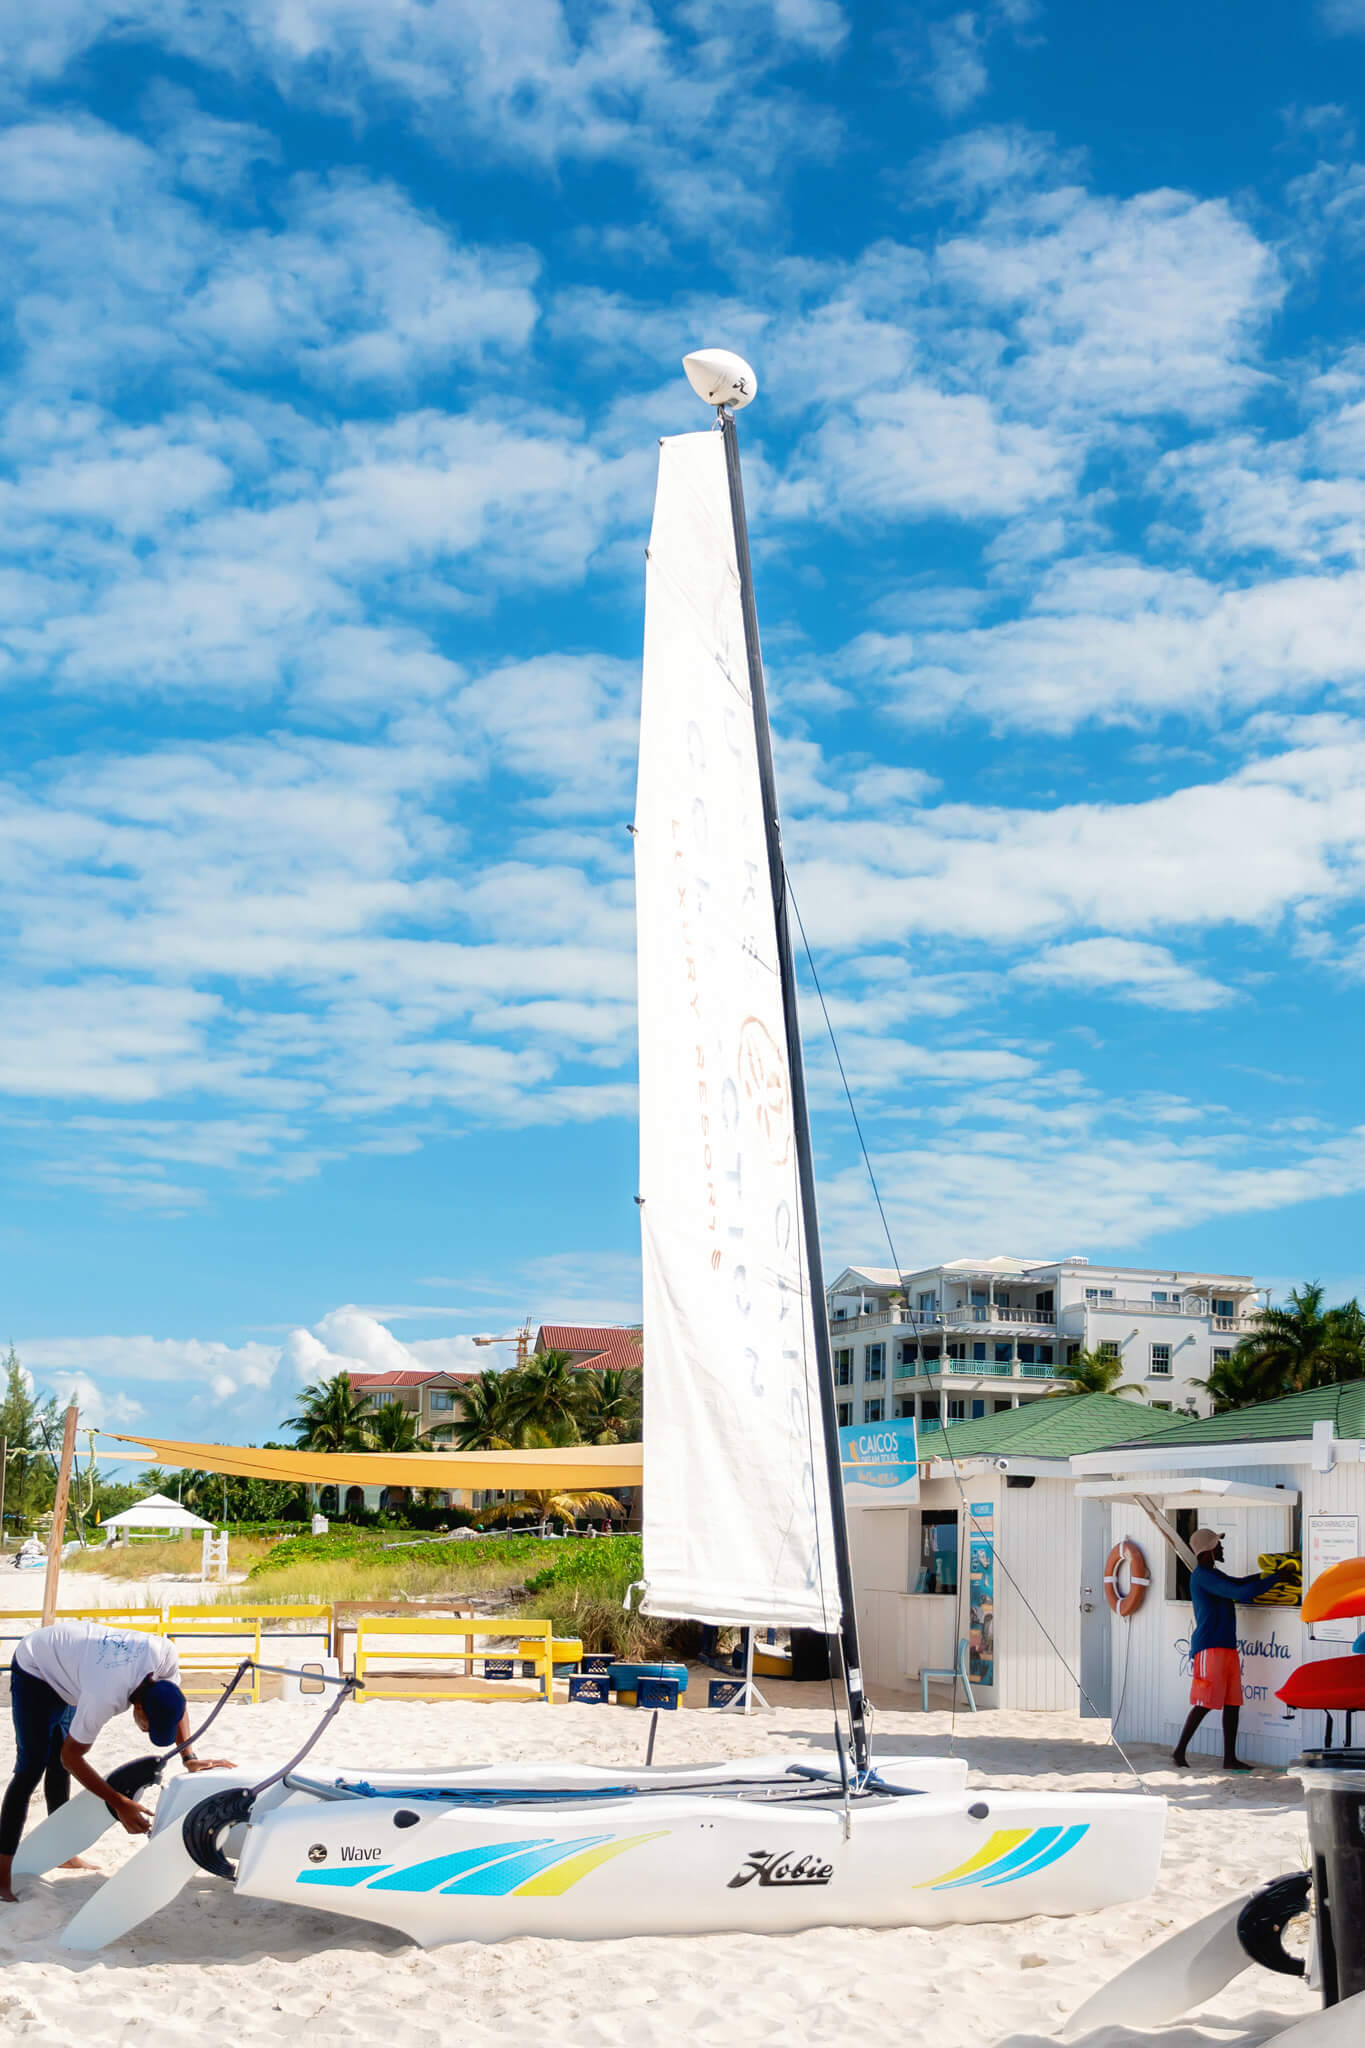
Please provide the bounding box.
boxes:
[1298,1748,1365,2006]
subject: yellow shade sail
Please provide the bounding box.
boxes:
[106,1434,642,1492]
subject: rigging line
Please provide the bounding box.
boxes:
[786,870,1151,1789]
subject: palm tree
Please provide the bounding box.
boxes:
[364,1401,420,1453]
[448,1370,520,1451]
[503,1349,585,1446]
[475,1487,625,1531]
[1196,1284,1365,1409]
[285,1372,373,1451]
[577,1368,642,1444]
[1046,1348,1144,1398]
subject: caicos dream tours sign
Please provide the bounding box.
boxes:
[839,1420,919,1507]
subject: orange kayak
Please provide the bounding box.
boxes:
[1303,1556,1365,1624]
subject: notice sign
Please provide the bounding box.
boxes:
[1307,1514,1361,1644]
[968,1503,995,1687]
[839,1419,919,1506]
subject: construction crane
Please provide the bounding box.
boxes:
[472,1320,532,1368]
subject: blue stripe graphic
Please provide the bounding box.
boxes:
[935,1828,1061,1891]
[442,1834,610,1895]
[366,1839,552,1893]
[982,1822,1088,1887]
[297,1863,394,1887]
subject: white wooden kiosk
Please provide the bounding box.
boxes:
[1071,1385,1365,1766]
[846,1396,1188,1711]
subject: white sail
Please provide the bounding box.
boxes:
[634,428,841,1631]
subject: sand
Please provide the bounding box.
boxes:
[0,1571,1325,2047]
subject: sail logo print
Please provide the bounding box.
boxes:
[737,1015,791,1167]
[727,1849,834,1890]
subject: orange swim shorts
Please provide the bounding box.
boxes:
[1190,1646,1244,1708]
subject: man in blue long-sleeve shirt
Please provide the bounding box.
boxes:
[1172,1527,1287,1771]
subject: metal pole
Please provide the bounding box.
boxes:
[719,409,871,1777]
[41,1404,79,1627]
[0,1434,7,1551]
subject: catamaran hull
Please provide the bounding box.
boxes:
[231,1781,1165,1943]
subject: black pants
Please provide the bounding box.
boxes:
[1,1662,75,1856]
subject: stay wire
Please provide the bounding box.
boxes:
[786,871,1151,1790]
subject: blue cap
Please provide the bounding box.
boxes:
[141,1678,187,1747]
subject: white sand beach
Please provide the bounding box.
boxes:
[0,1573,1323,2048]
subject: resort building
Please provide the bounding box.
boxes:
[826,1255,1265,1430]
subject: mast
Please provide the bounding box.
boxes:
[712,385,872,1778]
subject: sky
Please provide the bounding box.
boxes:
[6,1,1365,1444]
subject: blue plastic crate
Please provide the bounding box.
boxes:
[580,1653,612,1674]
[708,1678,744,1709]
[568,1673,609,1704]
[483,1658,513,1681]
[636,1675,680,1711]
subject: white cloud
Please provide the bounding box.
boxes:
[926,13,989,116]
[1012,938,1235,1012]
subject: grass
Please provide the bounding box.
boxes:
[66,1528,683,1657]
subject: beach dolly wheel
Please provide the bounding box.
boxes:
[1236,1871,1311,1979]
[181,1786,257,1881]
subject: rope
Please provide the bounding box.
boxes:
[786,873,1151,1789]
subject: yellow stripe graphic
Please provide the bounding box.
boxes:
[915,1828,1031,1889]
[514,1831,670,1896]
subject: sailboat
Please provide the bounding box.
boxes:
[37,352,1166,1950]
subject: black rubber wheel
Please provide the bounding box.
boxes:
[1237,1870,1311,1977]
[181,1787,256,1881]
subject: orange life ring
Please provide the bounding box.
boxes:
[1104,1539,1151,1617]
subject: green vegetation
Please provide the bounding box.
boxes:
[1198,1283,1365,1409]
[1046,1347,1144,1398]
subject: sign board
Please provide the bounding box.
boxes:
[839,1419,919,1507]
[1307,1514,1361,1644]
[967,1502,995,1687]
[1163,1606,1300,1744]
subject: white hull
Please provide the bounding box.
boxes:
[58,1755,1165,1950]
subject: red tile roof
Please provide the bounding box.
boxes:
[535,1325,643,1369]
[349,1369,476,1388]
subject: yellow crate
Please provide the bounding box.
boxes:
[354,1616,555,1705]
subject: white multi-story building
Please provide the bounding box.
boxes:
[825,1254,1264,1436]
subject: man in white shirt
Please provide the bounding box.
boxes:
[1,1619,232,1903]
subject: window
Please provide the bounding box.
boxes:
[834,1347,852,1387]
[1087,1286,1115,1302]
[918,1291,935,1313]
[972,1341,987,1361]
[865,1343,885,1381]
[1212,1347,1231,1366]
[894,1401,914,1419]
[833,1307,847,1320]
[1017,1342,1035,1364]
[971,1398,986,1418]
[917,1510,958,1594]
[1099,1340,1121,1363]
[1151,1400,1172,1411]
[1212,1297,1235,1320]
[1038,1344,1053,1364]
[946,1397,966,1420]
[1150,1343,1172,1376]
[994,1399,1014,1413]
[920,1397,940,1423]
[863,1398,885,1423]
[896,1341,915,1364]
[994,1342,1013,1364]
[428,1389,456,1412]
[1067,1343,1081,1366]
[837,1402,851,1427]
[1152,1290,1170,1304]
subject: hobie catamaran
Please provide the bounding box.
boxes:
[29,352,1166,1950]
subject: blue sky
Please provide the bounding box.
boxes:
[7,1,1365,1442]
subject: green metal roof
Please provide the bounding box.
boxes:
[922,1393,1189,1463]
[1109,1380,1365,1449]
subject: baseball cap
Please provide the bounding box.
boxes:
[1190,1528,1222,1557]
[141,1678,187,1747]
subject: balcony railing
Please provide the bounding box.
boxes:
[939,1305,1055,1328]
[1078,1295,1259,1327]
[893,1358,1058,1381]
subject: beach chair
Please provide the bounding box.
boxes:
[920,1637,976,1714]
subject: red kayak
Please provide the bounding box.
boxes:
[1277,1658,1365,1711]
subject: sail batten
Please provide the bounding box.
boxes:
[634,428,841,1631]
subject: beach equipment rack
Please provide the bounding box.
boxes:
[353,1616,556,1704]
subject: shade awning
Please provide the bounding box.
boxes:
[104,1434,643,1492]
[102,1491,212,1531]
[1076,1477,1299,1509]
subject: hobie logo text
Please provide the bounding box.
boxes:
[340,1846,384,1864]
[728,1849,833,1890]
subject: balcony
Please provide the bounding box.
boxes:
[939,1305,1055,1330]
[893,1357,1057,1382]
[828,1306,938,1334]
[1078,1295,1259,1329]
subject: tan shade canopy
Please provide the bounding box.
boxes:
[107,1433,642,1491]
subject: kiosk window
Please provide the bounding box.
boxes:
[917,1510,959,1595]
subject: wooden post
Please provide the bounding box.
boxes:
[41,1405,78,1626]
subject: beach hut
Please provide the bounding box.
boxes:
[848,1396,1187,1712]
[101,1492,212,1542]
[1071,1383,1365,1766]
